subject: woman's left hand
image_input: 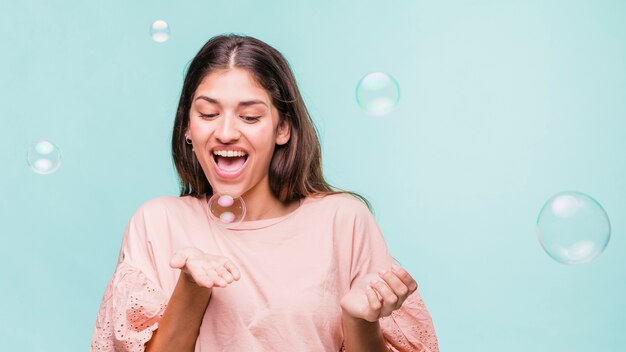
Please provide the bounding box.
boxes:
[340,264,418,322]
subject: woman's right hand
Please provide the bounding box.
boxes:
[169,247,241,289]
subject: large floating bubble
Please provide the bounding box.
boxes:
[536,191,610,265]
[151,20,170,43]
[27,139,62,175]
[355,72,400,116]
[207,194,246,228]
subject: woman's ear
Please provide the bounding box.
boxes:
[275,118,291,145]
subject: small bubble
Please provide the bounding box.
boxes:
[150,20,170,43]
[356,72,400,116]
[208,193,246,228]
[27,139,62,175]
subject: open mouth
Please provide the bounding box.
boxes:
[212,149,249,175]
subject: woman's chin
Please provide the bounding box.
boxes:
[210,184,246,199]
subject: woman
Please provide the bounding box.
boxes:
[91,34,438,352]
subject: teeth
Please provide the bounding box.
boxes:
[213,150,248,157]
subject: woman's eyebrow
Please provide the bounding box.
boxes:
[194,96,268,108]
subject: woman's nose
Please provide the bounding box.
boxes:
[214,115,241,143]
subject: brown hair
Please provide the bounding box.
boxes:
[171,34,369,209]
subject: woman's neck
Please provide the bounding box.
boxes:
[240,185,299,221]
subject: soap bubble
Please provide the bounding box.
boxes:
[356,72,400,116]
[208,194,246,227]
[27,139,62,175]
[151,20,170,43]
[536,191,610,265]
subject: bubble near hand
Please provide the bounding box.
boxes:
[208,194,246,227]
[536,191,611,265]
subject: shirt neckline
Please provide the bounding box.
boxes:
[200,194,310,231]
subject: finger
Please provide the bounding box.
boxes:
[378,270,410,307]
[370,280,398,316]
[214,266,234,284]
[207,267,229,287]
[170,247,202,269]
[366,282,382,311]
[196,271,215,288]
[391,266,418,293]
[170,251,189,269]
[223,260,241,280]
[186,260,214,288]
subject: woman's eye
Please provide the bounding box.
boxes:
[200,113,218,119]
[241,115,261,122]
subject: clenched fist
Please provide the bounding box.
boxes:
[340,264,418,322]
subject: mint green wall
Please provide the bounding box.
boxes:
[1,1,625,351]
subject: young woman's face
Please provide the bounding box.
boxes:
[187,68,290,199]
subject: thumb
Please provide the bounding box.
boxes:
[170,251,189,269]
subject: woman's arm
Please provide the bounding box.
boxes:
[145,247,241,352]
[145,272,212,352]
[341,312,388,352]
[340,266,420,352]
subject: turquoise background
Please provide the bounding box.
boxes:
[1,0,625,350]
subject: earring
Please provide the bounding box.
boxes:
[185,136,195,151]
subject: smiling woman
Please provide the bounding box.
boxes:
[90,34,439,352]
[184,67,292,218]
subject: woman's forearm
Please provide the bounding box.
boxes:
[145,273,212,352]
[341,311,388,352]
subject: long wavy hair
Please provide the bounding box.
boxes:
[171,34,369,209]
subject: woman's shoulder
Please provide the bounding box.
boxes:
[306,192,372,217]
[132,195,204,218]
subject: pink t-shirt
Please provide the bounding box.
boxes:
[91,193,438,351]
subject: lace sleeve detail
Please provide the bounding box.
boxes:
[379,290,439,352]
[91,261,168,352]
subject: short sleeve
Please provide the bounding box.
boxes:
[91,204,169,352]
[91,262,168,352]
[380,290,439,352]
[346,197,439,352]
